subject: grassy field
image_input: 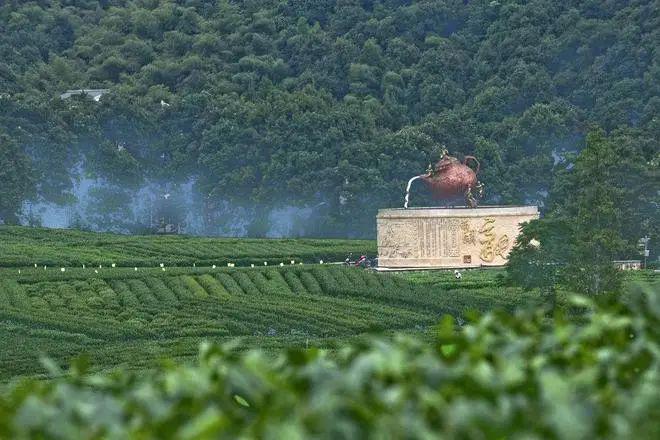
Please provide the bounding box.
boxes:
[0,226,375,267]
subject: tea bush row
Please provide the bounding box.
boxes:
[0,265,545,380]
[0,226,375,267]
[2,286,656,439]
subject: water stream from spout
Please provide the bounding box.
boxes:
[404,175,423,209]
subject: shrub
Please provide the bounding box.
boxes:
[281,270,307,295]
[0,226,375,268]
[214,272,244,295]
[164,276,195,300]
[231,272,260,296]
[142,277,178,303]
[1,285,657,438]
[126,279,158,305]
[298,270,322,295]
[196,274,230,300]
[180,276,208,299]
[263,270,294,295]
[109,280,139,307]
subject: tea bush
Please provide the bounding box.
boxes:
[0,266,444,379]
[0,226,374,268]
[0,264,555,380]
[1,285,656,439]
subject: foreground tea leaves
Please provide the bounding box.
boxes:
[1,285,658,439]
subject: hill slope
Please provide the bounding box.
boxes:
[1,1,657,235]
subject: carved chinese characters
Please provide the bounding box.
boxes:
[417,218,460,258]
[478,217,510,262]
[460,220,476,245]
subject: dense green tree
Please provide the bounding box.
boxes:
[552,129,654,293]
[509,128,657,295]
[553,128,658,257]
[506,218,571,309]
[0,1,656,236]
[0,133,34,224]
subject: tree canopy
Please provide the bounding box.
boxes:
[507,128,659,296]
[0,132,34,224]
[0,0,657,237]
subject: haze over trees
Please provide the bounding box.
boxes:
[0,0,657,239]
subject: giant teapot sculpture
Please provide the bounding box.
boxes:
[404,148,484,208]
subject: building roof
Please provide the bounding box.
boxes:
[59,89,110,101]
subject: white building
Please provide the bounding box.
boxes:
[612,260,642,271]
[59,89,109,102]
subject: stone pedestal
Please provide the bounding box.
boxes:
[377,206,539,269]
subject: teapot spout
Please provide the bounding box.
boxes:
[403,174,425,209]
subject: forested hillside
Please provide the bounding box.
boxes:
[0,0,657,236]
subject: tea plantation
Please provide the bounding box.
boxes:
[0,228,657,438]
[1,226,655,382]
[0,226,375,267]
[0,262,538,380]
[1,284,657,439]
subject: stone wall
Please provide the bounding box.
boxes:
[377,206,539,269]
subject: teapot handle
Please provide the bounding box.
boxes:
[463,156,480,174]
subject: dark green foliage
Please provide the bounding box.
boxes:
[126,278,159,304]
[142,277,177,302]
[232,271,261,296]
[551,129,656,293]
[214,272,245,296]
[282,269,308,295]
[298,270,323,295]
[508,129,657,296]
[0,133,34,224]
[109,280,139,307]
[180,275,208,299]
[0,1,657,236]
[507,218,572,308]
[163,276,194,300]
[1,285,657,438]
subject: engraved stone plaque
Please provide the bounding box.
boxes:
[377,206,539,269]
